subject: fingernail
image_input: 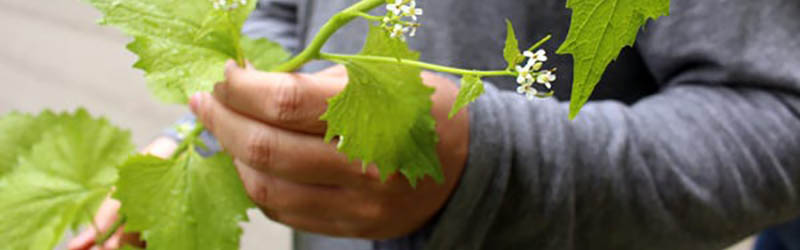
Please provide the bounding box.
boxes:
[189,92,203,114]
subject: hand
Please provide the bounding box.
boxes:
[189,61,470,239]
[68,137,177,250]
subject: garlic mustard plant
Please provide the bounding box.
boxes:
[514,49,557,99]
[0,0,669,249]
[381,0,423,40]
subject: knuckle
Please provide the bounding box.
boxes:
[259,180,292,211]
[243,129,276,168]
[244,174,290,212]
[244,179,270,206]
[270,75,303,123]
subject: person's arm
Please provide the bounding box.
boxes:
[415,0,800,250]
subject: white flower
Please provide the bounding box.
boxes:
[531,49,547,62]
[382,0,424,40]
[513,48,557,100]
[386,0,403,16]
[390,23,409,41]
[536,70,556,89]
[521,49,547,69]
[523,50,535,59]
[515,65,534,84]
[516,84,538,100]
[537,70,556,84]
[400,0,423,21]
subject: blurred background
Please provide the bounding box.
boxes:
[0,0,755,249]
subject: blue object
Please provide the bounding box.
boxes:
[755,219,800,250]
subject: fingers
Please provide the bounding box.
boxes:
[313,64,348,78]
[235,162,392,238]
[212,60,346,135]
[235,162,350,218]
[191,92,367,186]
[68,226,97,250]
[139,137,178,158]
[67,199,123,250]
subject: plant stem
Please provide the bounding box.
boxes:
[527,34,552,52]
[354,12,383,22]
[171,123,206,160]
[228,12,246,67]
[271,0,386,72]
[95,215,127,247]
[319,53,516,77]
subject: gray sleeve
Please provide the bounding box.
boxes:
[243,0,302,53]
[422,1,800,250]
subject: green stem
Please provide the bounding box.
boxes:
[354,12,383,22]
[271,0,386,72]
[95,216,127,247]
[171,123,206,160]
[526,34,552,52]
[228,12,246,67]
[319,53,515,77]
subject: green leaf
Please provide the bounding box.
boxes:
[0,111,59,176]
[503,19,522,69]
[121,245,145,250]
[241,36,292,71]
[0,109,134,250]
[449,75,485,119]
[114,151,254,250]
[86,0,289,103]
[557,0,670,119]
[321,25,442,186]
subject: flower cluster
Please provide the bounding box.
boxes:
[515,49,557,100]
[382,0,423,41]
[212,0,247,11]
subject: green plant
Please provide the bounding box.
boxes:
[0,0,669,249]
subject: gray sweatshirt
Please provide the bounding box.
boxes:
[241,0,800,249]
